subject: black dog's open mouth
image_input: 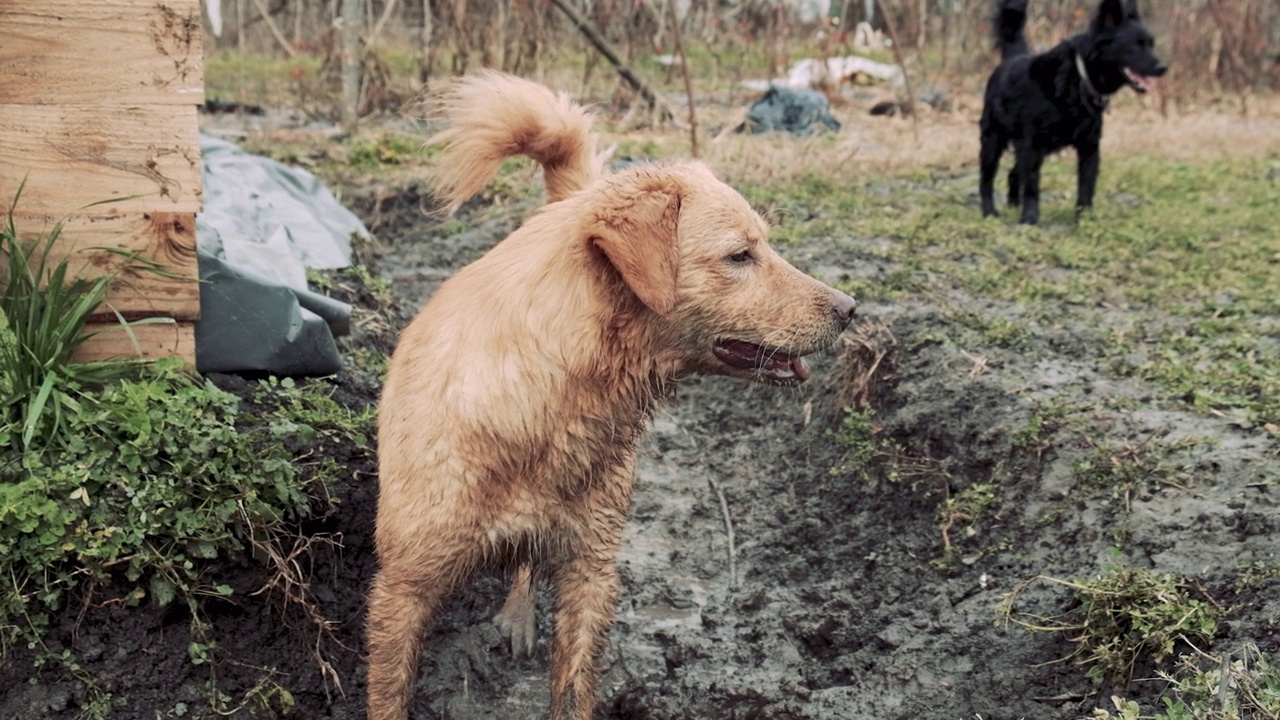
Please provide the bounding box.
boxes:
[1124,67,1156,93]
[713,339,812,385]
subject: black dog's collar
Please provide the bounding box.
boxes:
[1074,52,1110,113]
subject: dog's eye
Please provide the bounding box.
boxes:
[727,250,753,264]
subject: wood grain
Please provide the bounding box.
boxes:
[12,212,201,321]
[0,0,203,105]
[0,104,202,216]
[74,319,196,365]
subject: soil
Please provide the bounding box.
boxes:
[2,108,1278,720]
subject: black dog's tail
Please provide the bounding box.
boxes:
[994,0,1030,60]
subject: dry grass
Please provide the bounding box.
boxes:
[594,91,1280,188]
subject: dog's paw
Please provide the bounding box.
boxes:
[493,607,536,658]
[486,576,532,655]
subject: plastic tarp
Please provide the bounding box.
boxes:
[739,87,842,136]
[195,133,366,375]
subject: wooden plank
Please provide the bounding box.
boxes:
[0,0,202,105]
[74,319,196,366]
[11,212,201,321]
[0,104,201,216]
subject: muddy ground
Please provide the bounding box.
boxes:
[2,104,1278,720]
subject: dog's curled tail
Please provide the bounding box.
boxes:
[994,0,1030,60]
[425,71,602,215]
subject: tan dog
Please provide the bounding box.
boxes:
[367,72,856,720]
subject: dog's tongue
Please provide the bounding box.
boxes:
[1125,67,1155,92]
[714,339,811,382]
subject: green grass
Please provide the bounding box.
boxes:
[740,154,1280,426]
[1099,643,1280,720]
[999,565,1220,688]
[203,52,326,106]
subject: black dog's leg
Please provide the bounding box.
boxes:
[1076,142,1100,217]
[979,133,1004,217]
[1016,143,1045,225]
[1007,166,1022,207]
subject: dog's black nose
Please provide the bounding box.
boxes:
[1153,61,1169,77]
[832,292,857,329]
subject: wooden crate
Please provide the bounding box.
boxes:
[0,0,204,364]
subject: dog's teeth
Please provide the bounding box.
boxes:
[792,357,812,382]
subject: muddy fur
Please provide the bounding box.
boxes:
[366,72,856,720]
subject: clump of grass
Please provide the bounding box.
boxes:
[0,189,147,452]
[827,406,882,481]
[935,482,998,565]
[346,134,420,171]
[1011,400,1080,457]
[1074,437,1203,510]
[1097,643,1280,720]
[999,565,1220,688]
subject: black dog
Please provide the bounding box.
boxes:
[979,0,1167,224]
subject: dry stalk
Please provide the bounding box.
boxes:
[248,0,298,58]
[831,320,899,415]
[241,502,348,697]
[873,0,919,143]
[667,0,699,157]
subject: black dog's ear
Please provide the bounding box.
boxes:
[1095,0,1125,28]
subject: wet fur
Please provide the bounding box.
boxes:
[979,0,1167,224]
[366,72,856,720]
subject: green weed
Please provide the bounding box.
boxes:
[827,406,881,481]
[0,363,371,711]
[1011,401,1077,456]
[935,483,998,566]
[1074,437,1203,507]
[999,565,1220,688]
[0,190,155,453]
[346,134,420,171]
[1097,643,1280,720]
[828,406,950,493]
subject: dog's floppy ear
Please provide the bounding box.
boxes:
[588,174,683,316]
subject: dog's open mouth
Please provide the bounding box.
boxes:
[713,339,812,384]
[1124,67,1156,94]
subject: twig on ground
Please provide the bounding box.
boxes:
[707,476,738,589]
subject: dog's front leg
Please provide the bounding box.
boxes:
[1015,143,1045,225]
[978,132,1004,217]
[548,464,633,720]
[1076,141,1100,217]
[1006,166,1022,208]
